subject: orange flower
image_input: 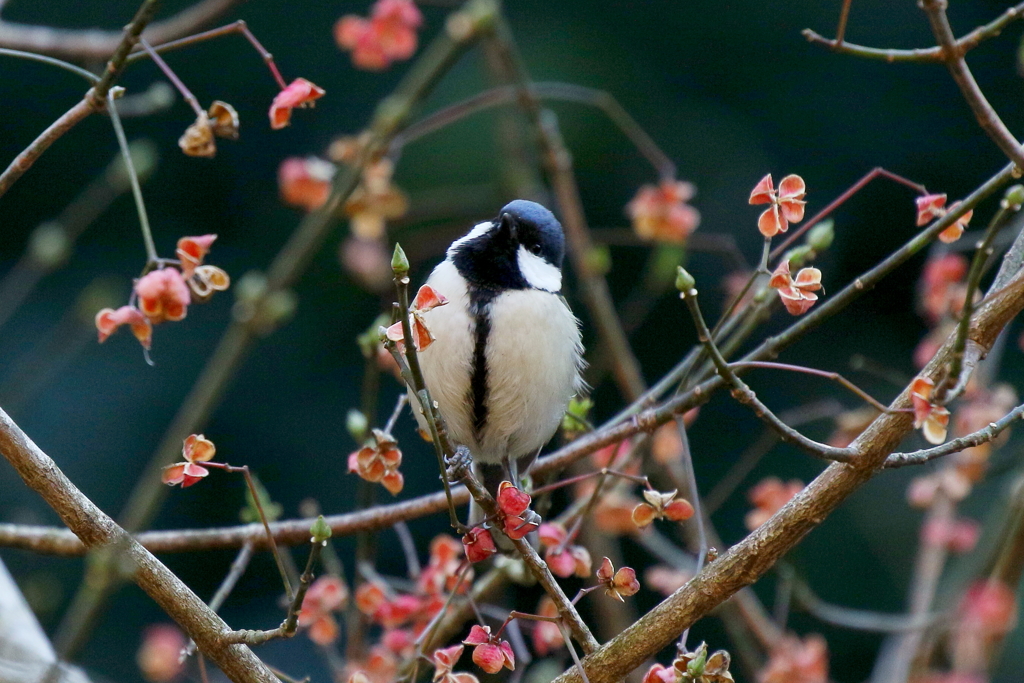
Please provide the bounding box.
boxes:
[269,78,325,130]
[344,159,408,240]
[176,234,217,279]
[595,557,640,601]
[626,179,701,243]
[432,644,480,683]
[938,201,973,243]
[348,429,403,494]
[631,489,695,528]
[162,434,216,488]
[137,624,186,683]
[538,522,592,578]
[768,260,822,316]
[335,0,423,71]
[386,284,449,351]
[919,253,968,324]
[749,173,806,237]
[96,305,152,349]
[135,268,191,323]
[915,193,948,226]
[278,156,335,211]
[910,376,950,444]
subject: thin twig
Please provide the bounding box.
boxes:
[185,540,255,657]
[138,38,204,117]
[884,403,1024,468]
[0,47,99,82]
[106,90,158,264]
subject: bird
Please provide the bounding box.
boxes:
[409,199,585,498]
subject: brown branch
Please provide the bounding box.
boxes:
[0,0,243,61]
[548,269,1024,683]
[0,407,280,683]
[801,2,1024,64]
[0,98,96,200]
[921,0,1024,169]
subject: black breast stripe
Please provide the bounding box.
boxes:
[469,288,496,437]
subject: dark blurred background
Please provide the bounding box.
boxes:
[2,0,1024,681]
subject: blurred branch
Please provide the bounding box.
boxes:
[0,0,244,60]
[0,407,280,683]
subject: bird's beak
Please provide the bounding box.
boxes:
[498,212,517,241]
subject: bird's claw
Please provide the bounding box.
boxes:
[445,446,473,481]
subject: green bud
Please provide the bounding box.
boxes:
[29,222,70,270]
[391,243,410,275]
[346,409,369,442]
[310,515,332,544]
[561,396,594,434]
[1003,184,1024,211]
[584,245,611,276]
[806,219,834,252]
[675,266,696,295]
[357,313,391,358]
[686,643,708,677]
[653,245,686,285]
[784,245,813,269]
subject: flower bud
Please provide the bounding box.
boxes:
[346,409,369,442]
[391,242,409,275]
[806,219,834,252]
[29,222,70,270]
[310,515,332,544]
[675,266,696,296]
[1003,184,1024,211]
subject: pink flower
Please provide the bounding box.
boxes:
[269,78,326,130]
[135,268,191,323]
[922,517,980,553]
[495,481,538,540]
[626,179,701,243]
[745,477,804,530]
[278,156,335,211]
[95,305,152,349]
[910,376,950,445]
[335,0,423,71]
[463,625,515,674]
[642,663,681,683]
[386,284,449,351]
[769,260,822,316]
[758,634,828,683]
[162,434,216,488]
[432,644,480,683]
[538,523,592,578]
[919,253,968,324]
[916,193,948,226]
[299,576,349,645]
[596,557,640,601]
[749,173,806,237]
[462,527,497,563]
[532,596,565,656]
[136,624,186,682]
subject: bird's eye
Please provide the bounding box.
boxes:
[529,243,543,255]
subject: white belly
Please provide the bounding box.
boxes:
[411,260,583,464]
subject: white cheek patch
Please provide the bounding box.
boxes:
[517,246,562,292]
[446,221,494,257]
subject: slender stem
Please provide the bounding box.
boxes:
[394,82,675,179]
[884,402,1024,468]
[0,48,99,83]
[710,237,771,340]
[127,20,289,89]
[185,540,255,657]
[938,199,1019,401]
[680,285,856,463]
[675,419,705,652]
[771,167,927,260]
[803,1,1024,64]
[383,393,408,434]
[106,91,158,263]
[920,0,1024,170]
[138,38,204,117]
[834,0,852,44]
[728,361,905,415]
[88,0,162,108]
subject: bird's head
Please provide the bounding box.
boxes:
[449,200,565,293]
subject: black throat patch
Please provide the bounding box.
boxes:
[468,288,496,437]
